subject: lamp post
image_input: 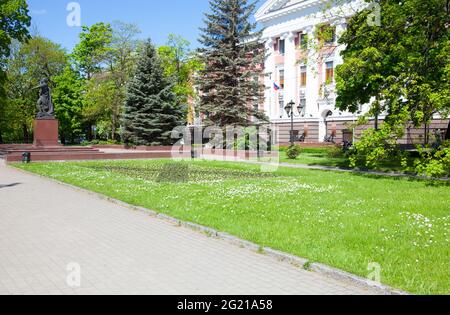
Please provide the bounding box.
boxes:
[285,100,306,145]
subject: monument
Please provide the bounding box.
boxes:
[33,78,59,147]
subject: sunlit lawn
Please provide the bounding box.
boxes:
[279,147,411,173]
[279,148,349,167]
[15,159,450,294]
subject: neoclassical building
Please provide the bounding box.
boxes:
[255,0,449,144]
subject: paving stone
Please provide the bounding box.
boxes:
[0,163,381,295]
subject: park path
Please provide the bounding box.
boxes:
[0,162,381,295]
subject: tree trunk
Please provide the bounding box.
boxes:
[374,96,380,131]
[111,127,116,141]
[0,128,3,144]
[374,112,379,131]
[446,120,450,141]
[22,124,29,143]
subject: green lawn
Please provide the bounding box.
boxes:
[14,159,450,295]
[279,147,413,173]
[279,147,349,167]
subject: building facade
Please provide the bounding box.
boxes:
[255,0,449,144]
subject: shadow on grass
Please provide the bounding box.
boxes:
[88,162,281,183]
[347,171,449,186]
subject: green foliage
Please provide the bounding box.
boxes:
[72,23,113,79]
[336,0,449,170]
[314,23,336,46]
[286,144,302,160]
[0,0,30,92]
[0,0,30,142]
[20,36,67,80]
[103,21,141,140]
[233,126,259,150]
[348,123,404,169]
[123,40,184,146]
[80,139,120,146]
[327,145,345,158]
[198,0,267,126]
[52,65,84,144]
[336,0,449,126]
[158,34,203,124]
[2,36,66,143]
[412,141,450,178]
[336,1,449,119]
[77,21,141,142]
[83,76,116,138]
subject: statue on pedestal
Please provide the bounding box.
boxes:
[35,78,54,119]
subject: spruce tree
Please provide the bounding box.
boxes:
[198,0,267,127]
[123,40,184,146]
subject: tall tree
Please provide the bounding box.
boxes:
[336,0,449,143]
[158,34,203,124]
[123,40,184,146]
[104,21,141,140]
[0,0,31,143]
[4,37,66,143]
[334,0,449,170]
[198,0,267,127]
[52,65,84,144]
[72,23,113,80]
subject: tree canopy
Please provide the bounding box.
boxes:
[336,0,449,134]
[198,0,267,127]
[123,40,184,146]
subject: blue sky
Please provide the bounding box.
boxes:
[28,0,263,52]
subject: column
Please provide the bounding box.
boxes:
[304,26,318,118]
[283,32,297,111]
[264,38,276,120]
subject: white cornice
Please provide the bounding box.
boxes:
[255,0,328,23]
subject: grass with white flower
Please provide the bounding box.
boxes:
[14,159,450,294]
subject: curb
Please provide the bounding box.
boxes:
[8,164,410,295]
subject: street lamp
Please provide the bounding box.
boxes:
[285,100,306,145]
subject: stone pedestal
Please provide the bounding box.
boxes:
[33,119,60,147]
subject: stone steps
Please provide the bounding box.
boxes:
[4,150,179,163]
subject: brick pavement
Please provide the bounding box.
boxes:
[0,163,381,295]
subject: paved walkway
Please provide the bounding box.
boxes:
[0,163,381,295]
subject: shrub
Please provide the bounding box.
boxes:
[412,141,450,178]
[286,144,301,159]
[328,145,345,158]
[348,124,402,169]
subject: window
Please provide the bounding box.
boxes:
[300,66,307,87]
[325,61,334,83]
[279,94,284,117]
[300,33,308,49]
[299,98,306,116]
[326,27,336,45]
[279,69,285,89]
[295,32,308,49]
[279,39,285,54]
[319,25,336,45]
